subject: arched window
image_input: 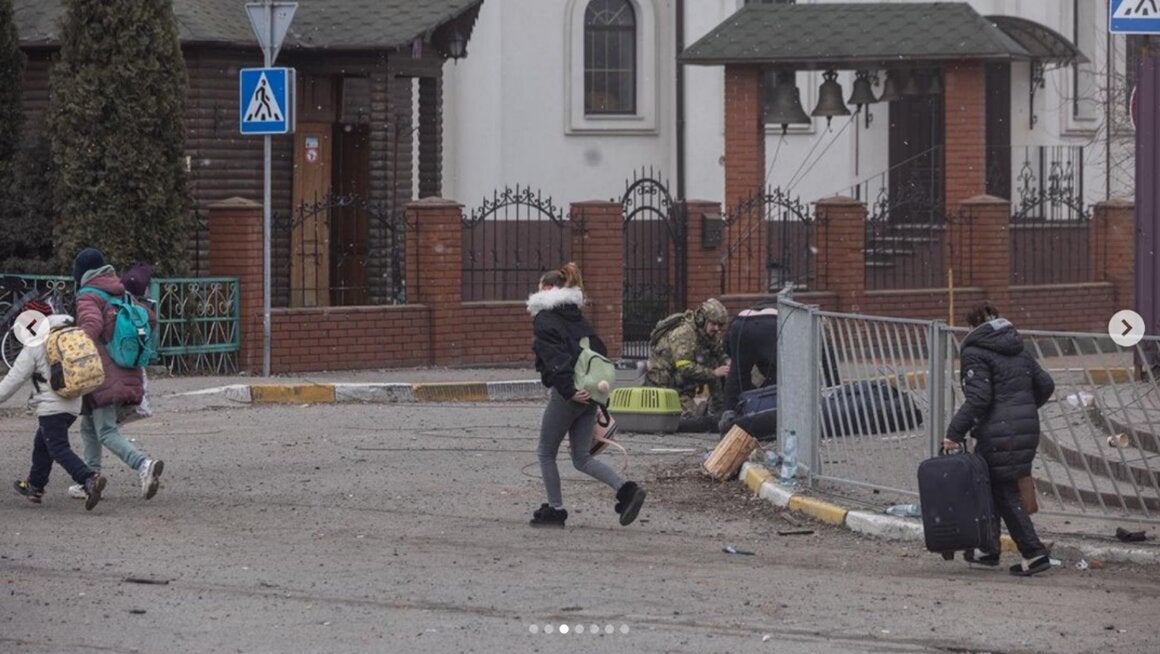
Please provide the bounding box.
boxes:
[584,0,636,114]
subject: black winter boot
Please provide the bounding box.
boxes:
[615,481,646,526]
[529,503,567,528]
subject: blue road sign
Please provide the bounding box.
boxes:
[1111,0,1160,33]
[239,68,294,135]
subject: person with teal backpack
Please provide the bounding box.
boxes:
[526,262,646,529]
[69,248,165,501]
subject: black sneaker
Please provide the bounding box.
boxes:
[529,503,567,528]
[963,548,1000,567]
[83,473,107,511]
[1009,555,1052,577]
[13,480,44,504]
[615,481,646,526]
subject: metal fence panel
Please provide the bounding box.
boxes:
[2,273,240,375]
[777,299,1160,524]
[810,311,935,496]
[462,186,572,302]
[776,297,819,482]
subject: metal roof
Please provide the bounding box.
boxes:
[986,15,1088,65]
[680,2,1033,69]
[15,0,483,51]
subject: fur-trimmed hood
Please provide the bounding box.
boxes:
[526,286,585,317]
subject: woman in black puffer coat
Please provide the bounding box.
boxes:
[944,302,1055,576]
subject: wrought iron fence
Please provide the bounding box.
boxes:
[273,193,407,308]
[994,145,1091,285]
[847,146,945,224]
[844,146,947,290]
[778,296,1160,524]
[1,273,240,375]
[622,168,685,359]
[0,274,75,369]
[864,216,948,290]
[148,277,239,374]
[720,187,814,295]
[462,186,572,302]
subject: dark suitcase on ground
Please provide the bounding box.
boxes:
[917,451,997,557]
[735,385,778,440]
[820,380,923,438]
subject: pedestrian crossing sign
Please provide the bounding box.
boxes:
[240,67,295,135]
[1110,0,1160,33]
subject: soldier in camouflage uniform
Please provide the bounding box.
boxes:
[645,298,731,420]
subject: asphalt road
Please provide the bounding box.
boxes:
[2,400,1158,654]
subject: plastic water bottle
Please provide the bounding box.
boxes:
[779,430,798,485]
[884,503,922,518]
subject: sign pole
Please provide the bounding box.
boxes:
[262,0,273,378]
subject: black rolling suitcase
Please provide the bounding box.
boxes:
[735,384,778,440]
[917,449,997,559]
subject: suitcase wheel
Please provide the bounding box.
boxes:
[940,551,955,561]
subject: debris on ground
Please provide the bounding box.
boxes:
[1116,527,1147,542]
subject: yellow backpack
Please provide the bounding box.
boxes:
[44,327,105,399]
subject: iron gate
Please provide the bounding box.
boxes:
[621,168,686,359]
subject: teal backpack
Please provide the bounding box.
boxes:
[573,336,616,405]
[78,288,155,368]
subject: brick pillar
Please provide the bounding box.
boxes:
[1092,199,1137,308]
[570,201,624,357]
[944,63,986,209]
[724,65,765,214]
[956,195,1010,312]
[814,196,866,311]
[684,200,724,309]
[208,197,264,373]
[406,197,463,365]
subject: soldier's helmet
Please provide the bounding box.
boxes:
[695,298,728,327]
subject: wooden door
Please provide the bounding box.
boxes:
[292,123,332,307]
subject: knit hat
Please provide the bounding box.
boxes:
[72,248,106,284]
[122,262,156,298]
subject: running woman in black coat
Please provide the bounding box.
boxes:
[526,263,646,528]
[943,302,1055,576]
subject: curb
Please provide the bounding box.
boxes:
[739,462,1160,566]
[172,380,546,405]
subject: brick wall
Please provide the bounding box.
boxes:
[685,200,725,310]
[269,305,431,372]
[944,63,986,208]
[1009,284,1117,333]
[1091,200,1136,309]
[723,65,765,213]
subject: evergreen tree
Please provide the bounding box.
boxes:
[0,0,26,263]
[49,0,193,274]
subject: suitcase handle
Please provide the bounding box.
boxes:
[938,442,972,456]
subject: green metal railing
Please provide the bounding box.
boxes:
[1,273,239,374]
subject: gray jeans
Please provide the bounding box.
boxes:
[537,390,625,508]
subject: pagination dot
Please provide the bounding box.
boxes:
[560,625,570,634]
[529,625,539,634]
[620,624,630,634]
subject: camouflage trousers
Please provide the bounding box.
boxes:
[676,379,724,418]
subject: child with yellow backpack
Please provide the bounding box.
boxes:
[3,311,108,510]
